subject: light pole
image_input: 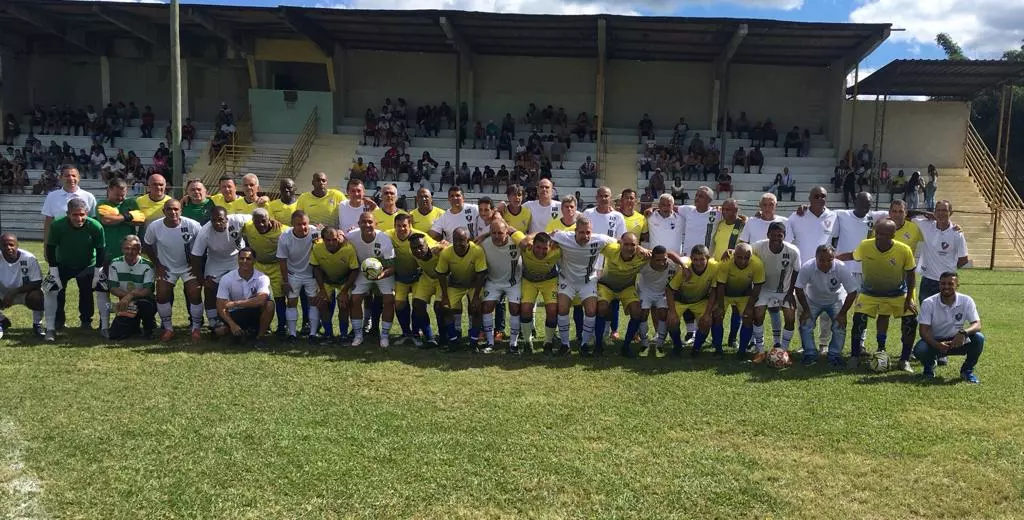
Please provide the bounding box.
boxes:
[170,0,183,190]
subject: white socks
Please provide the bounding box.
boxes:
[582,315,596,346]
[483,312,495,346]
[189,303,204,331]
[381,321,392,339]
[206,308,219,328]
[557,314,571,346]
[44,291,58,330]
[308,306,320,337]
[520,319,533,344]
[753,325,765,352]
[157,302,173,331]
[351,318,363,340]
[95,292,110,331]
[781,328,794,349]
[509,315,520,347]
[769,310,782,344]
[287,307,298,336]
[32,310,42,327]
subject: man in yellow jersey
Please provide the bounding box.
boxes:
[594,232,647,355]
[714,242,765,359]
[410,187,445,234]
[666,244,721,356]
[518,232,561,353]
[242,208,288,336]
[135,173,172,224]
[311,226,359,344]
[501,184,532,234]
[435,227,488,351]
[267,178,298,224]
[387,213,437,345]
[372,183,407,232]
[545,195,579,233]
[296,171,347,227]
[849,217,917,369]
[228,173,269,215]
[409,232,449,348]
[618,188,646,238]
[710,198,751,349]
[210,176,238,208]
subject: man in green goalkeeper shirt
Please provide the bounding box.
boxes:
[43,198,106,341]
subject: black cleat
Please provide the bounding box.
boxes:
[555,344,569,356]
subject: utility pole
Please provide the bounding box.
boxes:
[170,0,183,190]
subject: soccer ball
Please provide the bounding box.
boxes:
[767,347,791,368]
[868,350,890,372]
[361,257,384,279]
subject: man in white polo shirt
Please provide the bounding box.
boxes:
[787,186,837,352]
[646,193,684,254]
[680,186,721,257]
[795,244,859,367]
[338,178,371,233]
[916,200,969,303]
[214,247,274,348]
[42,165,97,244]
[914,271,982,384]
[582,186,626,239]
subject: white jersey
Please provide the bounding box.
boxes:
[795,258,857,307]
[345,229,396,263]
[645,210,684,254]
[751,239,802,294]
[41,187,98,218]
[481,235,523,285]
[216,268,272,301]
[431,204,479,241]
[917,220,968,281]
[191,214,251,277]
[739,215,788,244]
[551,230,614,284]
[583,208,627,239]
[143,217,202,273]
[524,199,561,234]
[636,263,675,294]
[276,228,319,279]
[338,201,368,233]
[831,210,887,273]
[0,249,42,293]
[680,205,720,256]
[473,216,494,238]
[786,208,837,267]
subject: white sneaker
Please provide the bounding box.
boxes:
[100,328,110,340]
[481,346,494,354]
[898,360,914,373]
[351,336,364,347]
[379,336,389,349]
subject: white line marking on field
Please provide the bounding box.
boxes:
[1,419,46,520]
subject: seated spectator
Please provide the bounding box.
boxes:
[102,156,126,181]
[778,167,797,202]
[0,159,12,193]
[527,131,543,153]
[480,166,493,192]
[555,107,568,128]
[472,121,485,149]
[637,113,654,145]
[514,138,528,163]
[395,98,408,121]
[497,131,513,160]
[734,111,751,138]
[182,118,196,150]
[152,144,169,174]
[418,152,438,180]
[688,133,706,160]
[715,171,733,198]
[639,152,653,179]
[485,120,498,149]
[549,138,567,169]
[672,117,689,145]
[140,106,155,138]
[833,160,851,194]
[732,146,747,173]
[574,112,590,142]
[579,156,597,188]
[784,126,802,157]
[3,114,19,146]
[45,141,61,169]
[708,136,720,153]
[457,162,471,186]
[878,161,891,190]
[375,117,391,148]
[61,141,75,163]
[75,148,90,172]
[127,101,140,127]
[541,105,555,127]
[763,173,783,193]
[649,168,666,198]
[33,167,59,195]
[747,146,764,175]
[494,164,510,193]
[470,166,482,190]
[750,122,764,148]
[415,107,427,137]
[71,109,86,136]
[762,119,778,147]
[439,161,456,192]
[350,157,368,181]
[525,103,539,131]
[856,143,873,170]
[409,163,425,192]
[398,154,414,180]
[670,177,689,204]
[125,151,143,176]
[539,155,553,178]
[45,105,60,135]
[364,162,379,188]
[640,188,654,211]
[89,146,107,179]
[209,131,229,164]
[704,147,721,179]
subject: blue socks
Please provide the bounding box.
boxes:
[711,323,725,351]
[609,299,620,333]
[595,316,607,350]
[275,299,287,333]
[396,303,412,335]
[739,325,753,354]
[728,310,742,344]
[573,306,584,344]
[694,330,709,352]
[624,318,641,351]
[877,333,887,351]
[669,326,683,350]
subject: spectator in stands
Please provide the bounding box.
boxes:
[924,170,937,211]
[3,115,19,146]
[458,162,471,186]
[732,111,749,139]
[638,113,655,145]
[45,141,61,170]
[376,115,391,148]
[672,117,689,145]
[764,174,782,194]
[472,167,483,192]
[181,118,196,150]
[126,102,139,127]
[102,156,126,181]
[418,151,438,179]
[716,170,734,199]
[364,162,379,189]
[649,168,666,198]
[779,167,797,201]
[481,166,494,193]
[763,119,779,147]
[574,112,590,142]
[89,146,107,179]
[60,142,74,164]
[732,146,747,173]
[209,131,228,164]
[525,103,539,132]
[856,144,873,169]
[140,106,155,139]
[494,164,510,193]
[688,133,706,160]
[905,170,922,210]
[670,177,689,205]
[705,145,721,180]
[784,126,802,157]
[514,138,528,164]
[539,155,552,179]
[549,138,567,170]
[747,146,765,175]
[579,156,597,188]
[350,157,367,183]
[485,120,498,149]
[500,112,514,139]
[843,168,859,209]
[496,131,513,160]
[639,152,653,180]
[555,123,571,151]
[473,121,485,149]
[438,102,453,130]
[440,161,456,192]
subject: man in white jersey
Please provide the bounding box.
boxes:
[276,210,321,342]
[645,193,685,254]
[338,178,371,233]
[749,222,801,362]
[583,186,627,239]
[344,211,397,348]
[191,206,252,330]
[142,200,203,343]
[0,233,44,338]
[479,219,527,354]
[680,186,721,257]
[215,248,275,348]
[630,245,679,357]
[795,245,858,367]
[550,216,616,356]
[787,186,838,352]
[430,185,479,241]
[474,197,501,237]
[523,178,561,233]
[830,191,886,357]
[739,192,788,245]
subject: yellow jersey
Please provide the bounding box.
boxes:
[711,220,743,257]
[228,197,261,215]
[209,193,236,209]
[414,250,443,279]
[267,198,298,224]
[502,206,532,235]
[621,210,647,237]
[868,219,924,255]
[296,189,347,227]
[853,239,916,297]
[669,258,719,303]
[242,221,288,264]
[436,242,487,288]
[135,194,171,223]
[373,207,408,232]
[387,229,436,284]
[521,246,561,282]
[310,240,359,284]
[410,206,446,234]
[598,243,648,291]
[715,255,766,297]
[545,218,576,233]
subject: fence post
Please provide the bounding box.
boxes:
[990,208,999,270]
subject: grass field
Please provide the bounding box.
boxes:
[2,242,1024,519]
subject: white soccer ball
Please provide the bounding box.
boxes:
[767,347,791,368]
[868,350,890,372]
[361,257,384,279]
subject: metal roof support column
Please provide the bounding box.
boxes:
[440,16,474,122]
[100,56,111,107]
[713,24,746,154]
[332,42,346,128]
[455,54,462,168]
[170,0,183,187]
[596,18,606,172]
[846,65,859,166]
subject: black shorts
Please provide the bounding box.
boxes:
[229,308,262,331]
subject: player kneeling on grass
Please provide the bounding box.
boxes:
[622,245,683,358]
[795,245,858,367]
[408,233,449,349]
[517,232,561,354]
[106,235,157,340]
[477,219,527,354]
[142,200,203,343]
[665,245,722,356]
[277,210,320,343]
[43,198,106,342]
[714,242,765,360]
[436,227,488,352]
[191,206,251,332]
[214,248,275,347]
[748,222,801,363]
[0,233,45,338]
[311,226,359,345]
[345,212,397,348]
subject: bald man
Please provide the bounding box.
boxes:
[136,173,172,225]
[228,173,269,215]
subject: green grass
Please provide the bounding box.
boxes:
[2,242,1024,518]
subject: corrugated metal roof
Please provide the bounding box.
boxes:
[846,59,1024,99]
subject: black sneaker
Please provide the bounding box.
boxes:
[32,324,46,338]
[0,317,12,330]
[620,345,636,358]
[79,322,92,331]
[543,344,554,356]
[580,346,593,357]
[555,344,569,356]
[507,345,520,355]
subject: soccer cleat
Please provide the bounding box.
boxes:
[379,336,390,349]
[253,338,269,350]
[543,344,554,356]
[507,345,520,355]
[827,357,846,369]
[801,354,817,366]
[286,335,298,344]
[307,335,322,345]
[751,352,767,364]
[351,336,364,347]
[191,329,203,344]
[45,330,56,342]
[671,346,683,357]
[522,339,534,354]
[100,328,110,340]
[580,346,593,357]
[33,324,45,338]
[160,329,175,342]
[937,356,950,366]
[713,347,724,356]
[418,338,438,349]
[898,360,915,374]
[79,322,92,331]
[555,344,569,356]
[620,345,636,359]
[0,315,11,330]
[961,371,980,384]
[481,345,493,354]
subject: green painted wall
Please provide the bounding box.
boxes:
[248,89,334,134]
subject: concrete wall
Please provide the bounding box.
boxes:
[28,56,102,110]
[474,56,596,124]
[1,50,30,121]
[839,100,969,168]
[605,60,713,129]
[189,61,249,122]
[109,58,171,116]
[727,64,831,134]
[249,89,334,134]
[343,49,456,119]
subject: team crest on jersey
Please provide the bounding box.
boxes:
[829,277,838,287]
[903,232,911,239]
[781,259,790,269]
[552,210,559,219]
[373,242,382,257]
[955,312,963,321]
[251,287,258,297]
[941,241,950,250]
[181,228,194,244]
[889,258,897,266]
[708,215,715,223]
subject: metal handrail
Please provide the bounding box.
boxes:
[963,122,1024,263]
[266,107,319,197]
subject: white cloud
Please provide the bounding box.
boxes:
[850,0,1024,57]
[317,0,800,16]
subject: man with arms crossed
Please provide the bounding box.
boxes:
[143,200,204,342]
[0,233,44,338]
[106,235,158,341]
[215,247,275,347]
[914,272,983,384]
[795,245,858,366]
[43,198,105,340]
[95,178,146,337]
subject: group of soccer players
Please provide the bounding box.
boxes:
[0,167,973,374]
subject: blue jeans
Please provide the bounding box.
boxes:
[913,332,984,374]
[799,301,847,360]
[919,277,940,304]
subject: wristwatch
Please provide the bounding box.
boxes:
[956,328,967,337]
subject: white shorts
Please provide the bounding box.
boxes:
[162,270,196,284]
[287,275,319,299]
[482,279,521,304]
[352,272,396,296]
[557,278,598,301]
[638,289,668,310]
[205,265,234,283]
[756,291,794,309]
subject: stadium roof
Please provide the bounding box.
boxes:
[846,59,1024,99]
[0,0,890,67]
